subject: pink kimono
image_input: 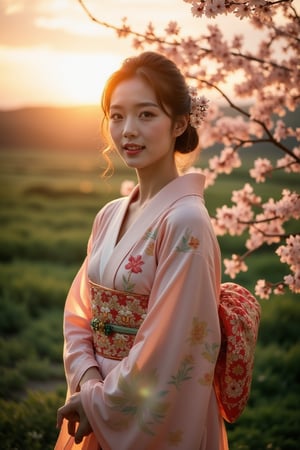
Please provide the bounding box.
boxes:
[55,173,229,450]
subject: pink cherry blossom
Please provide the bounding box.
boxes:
[276,235,300,271]
[231,183,261,206]
[284,272,300,294]
[274,120,288,141]
[277,148,300,173]
[224,254,248,278]
[165,21,180,35]
[255,280,272,300]
[249,158,273,182]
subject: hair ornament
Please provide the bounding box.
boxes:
[188,86,209,128]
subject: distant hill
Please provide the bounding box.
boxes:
[0,104,298,153]
[0,105,102,151]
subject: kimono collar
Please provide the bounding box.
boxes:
[100,173,206,286]
[129,172,205,205]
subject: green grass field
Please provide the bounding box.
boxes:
[0,147,299,449]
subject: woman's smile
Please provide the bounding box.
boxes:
[122,143,146,156]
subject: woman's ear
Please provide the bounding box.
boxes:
[173,114,189,137]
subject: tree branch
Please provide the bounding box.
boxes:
[77,0,293,73]
[190,76,300,162]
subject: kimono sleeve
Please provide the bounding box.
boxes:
[63,214,102,394]
[80,201,224,449]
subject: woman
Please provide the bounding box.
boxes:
[56,51,228,449]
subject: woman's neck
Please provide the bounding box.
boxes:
[135,166,179,208]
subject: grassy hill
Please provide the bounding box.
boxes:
[0,105,100,151]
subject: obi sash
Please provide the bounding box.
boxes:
[89,279,260,424]
[89,280,149,360]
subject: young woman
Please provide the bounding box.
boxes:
[55,51,229,449]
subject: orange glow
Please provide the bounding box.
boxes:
[0,46,124,108]
[0,1,262,109]
[56,52,123,106]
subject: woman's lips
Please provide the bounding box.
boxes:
[123,144,145,155]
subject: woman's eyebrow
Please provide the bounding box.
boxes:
[110,101,160,109]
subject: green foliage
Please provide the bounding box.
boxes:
[227,402,300,450]
[258,297,300,348]
[0,391,65,450]
[0,261,77,316]
[0,147,299,449]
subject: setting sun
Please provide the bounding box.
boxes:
[55,51,124,106]
[0,46,124,108]
[0,0,200,109]
[1,0,267,110]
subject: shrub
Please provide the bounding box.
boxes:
[0,391,65,450]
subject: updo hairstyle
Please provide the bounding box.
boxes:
[101,51,199,155]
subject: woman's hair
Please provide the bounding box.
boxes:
[100,51,200,173]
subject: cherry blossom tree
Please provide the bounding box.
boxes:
[78,0,300,299]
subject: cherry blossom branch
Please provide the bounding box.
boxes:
[267,161,300,173]
[238,216,281,225]
[233,138,300,162]
[192,77,251,116]
[290,3,300,19]
[191,77,300,162]
[77,0,293,73]
[246,224,299,240]
[77,0,177,45]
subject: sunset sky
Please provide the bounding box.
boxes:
[0,0,287,110]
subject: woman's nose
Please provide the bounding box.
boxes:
[123,118,138,138]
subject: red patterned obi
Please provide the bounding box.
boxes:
[214,282,261,423]
[89,280,149,360]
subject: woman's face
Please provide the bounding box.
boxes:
[108,76,183,173]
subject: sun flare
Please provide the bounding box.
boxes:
[0,46,124,108]
[57,52,123,105]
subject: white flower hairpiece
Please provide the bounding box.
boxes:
[188,86,209,128]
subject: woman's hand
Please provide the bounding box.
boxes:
[57,392,92,444]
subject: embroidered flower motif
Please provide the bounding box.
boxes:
[107,364,170,435]
[176,229,200,252]
[230,361,246,378]
[100,305,110,315]
[201,342,220,363]
[144,228,158,240]
[123,254,145,292]
[225,378,244,399]
[125,255,144,273]
[168,355,194,390]
[198,371,214,386]
[188,236,200,249]
[119,308,133,324]
[143,228,157,256]
[187,318,208,346]
[168,429,183,446]
[146,241,155,256]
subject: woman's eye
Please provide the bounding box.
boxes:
[109,113,122,121]
[140,111,155,119]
